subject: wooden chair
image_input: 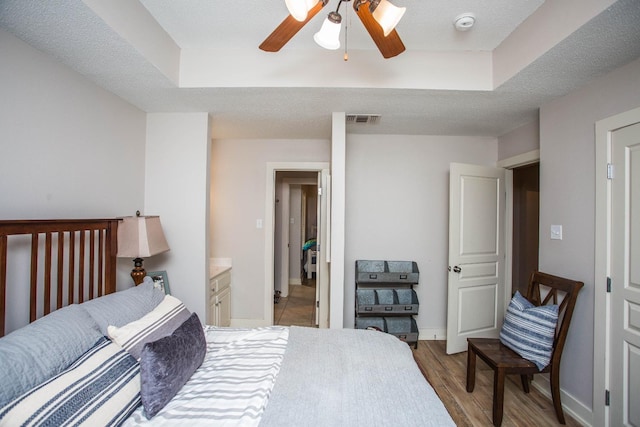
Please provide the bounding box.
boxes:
[466,271,584,426]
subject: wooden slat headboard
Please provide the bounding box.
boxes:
[0,219,119,337]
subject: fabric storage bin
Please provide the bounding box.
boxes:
[385,317,418,343]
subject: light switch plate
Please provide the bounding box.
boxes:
[550,224,563,240]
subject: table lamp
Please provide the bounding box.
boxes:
[117,212,170,285]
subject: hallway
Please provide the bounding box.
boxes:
[274,279,316,327]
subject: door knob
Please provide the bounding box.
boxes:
[453,266,462,273]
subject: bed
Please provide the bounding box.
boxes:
[0,219,454,426]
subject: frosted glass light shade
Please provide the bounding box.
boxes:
[285,0,317,22]
[314,15,341,50]
[372,0,406,36]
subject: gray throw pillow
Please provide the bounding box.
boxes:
[139,313,206,419]
[82,277,165,334]
[0,304,103,407]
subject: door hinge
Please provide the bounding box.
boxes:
[607,276,611,293]
[605,389,610,406]
[607,163,615,180]
[316,301,320,308]
[318,187,323,196]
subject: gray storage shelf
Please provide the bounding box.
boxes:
[356,288,419,315]
[355,260,420,348]
[355,260,419,285]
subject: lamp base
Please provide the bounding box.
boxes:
[131,257,146,286]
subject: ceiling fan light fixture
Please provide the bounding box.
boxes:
[370,0,405,37]
[285,0,318,22]
[314,11,342,50]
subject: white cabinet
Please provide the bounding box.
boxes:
[209,269,231,327]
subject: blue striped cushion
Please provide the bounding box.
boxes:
[0,337,141,426]
[499,291,559,370]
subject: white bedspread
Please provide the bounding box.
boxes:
[124,325,454,427]
[124,326,289,426]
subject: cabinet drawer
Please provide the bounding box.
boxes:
[210,270,231,293]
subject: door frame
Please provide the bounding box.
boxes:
[265,162,330,326]
[280,177,318,292]
[594,106,640,427]
[497,149,541,303]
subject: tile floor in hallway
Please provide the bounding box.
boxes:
[274,279,316,327]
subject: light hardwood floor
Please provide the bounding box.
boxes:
[413,340,583,426]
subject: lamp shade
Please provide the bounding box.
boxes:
[285,0,317,22]
[117,216,170,258]
[372,0,406,36]
[314,12,341,50]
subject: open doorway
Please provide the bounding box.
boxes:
[264,162,330,329]
[511,163,539,295]
[273,172,318,327]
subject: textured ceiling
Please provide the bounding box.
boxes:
[139,0,544,51]
[1,0,639,140]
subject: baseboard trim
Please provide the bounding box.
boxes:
[418,328,447,340]
[289,278,302,285]
[531,375,593,426]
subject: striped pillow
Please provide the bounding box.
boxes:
[0,337,140,426]
[108,295,190,360]
[499,291,559,370]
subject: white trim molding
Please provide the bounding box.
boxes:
[593,106,640,427]
[265,162,330,326]
[497,149,540,169]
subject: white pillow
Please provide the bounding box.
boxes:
[0,337,140,427]
[108,295,190,360]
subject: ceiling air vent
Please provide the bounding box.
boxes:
[346,114,381,124]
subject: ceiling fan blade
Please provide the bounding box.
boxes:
[353,1,405,59]
[259,1,327,52]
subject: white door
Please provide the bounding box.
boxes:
[446,163,506,354]
[610,122,640,426]
[316,169,330,328]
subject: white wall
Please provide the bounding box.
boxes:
[145,113,211,322]
[288,185,303,283]
[344,134,497,333]
[0,30,147,331]
[0,30,146,222]
[0,32,146,282]
[210,139,330,323]
[538,56,640,413]
[498,119,540,161]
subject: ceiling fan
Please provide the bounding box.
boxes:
[259,0,406,59]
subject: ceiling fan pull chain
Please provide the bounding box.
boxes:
[344,1,349,61]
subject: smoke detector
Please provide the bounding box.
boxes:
[454,13,476,31]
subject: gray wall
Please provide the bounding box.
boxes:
[344,134,497,333]
[498,118,540,160]
[209,139,330,322]
[539,56,640,409]
[0,30,147,331]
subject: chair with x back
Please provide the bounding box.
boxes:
[466,271,584,426]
